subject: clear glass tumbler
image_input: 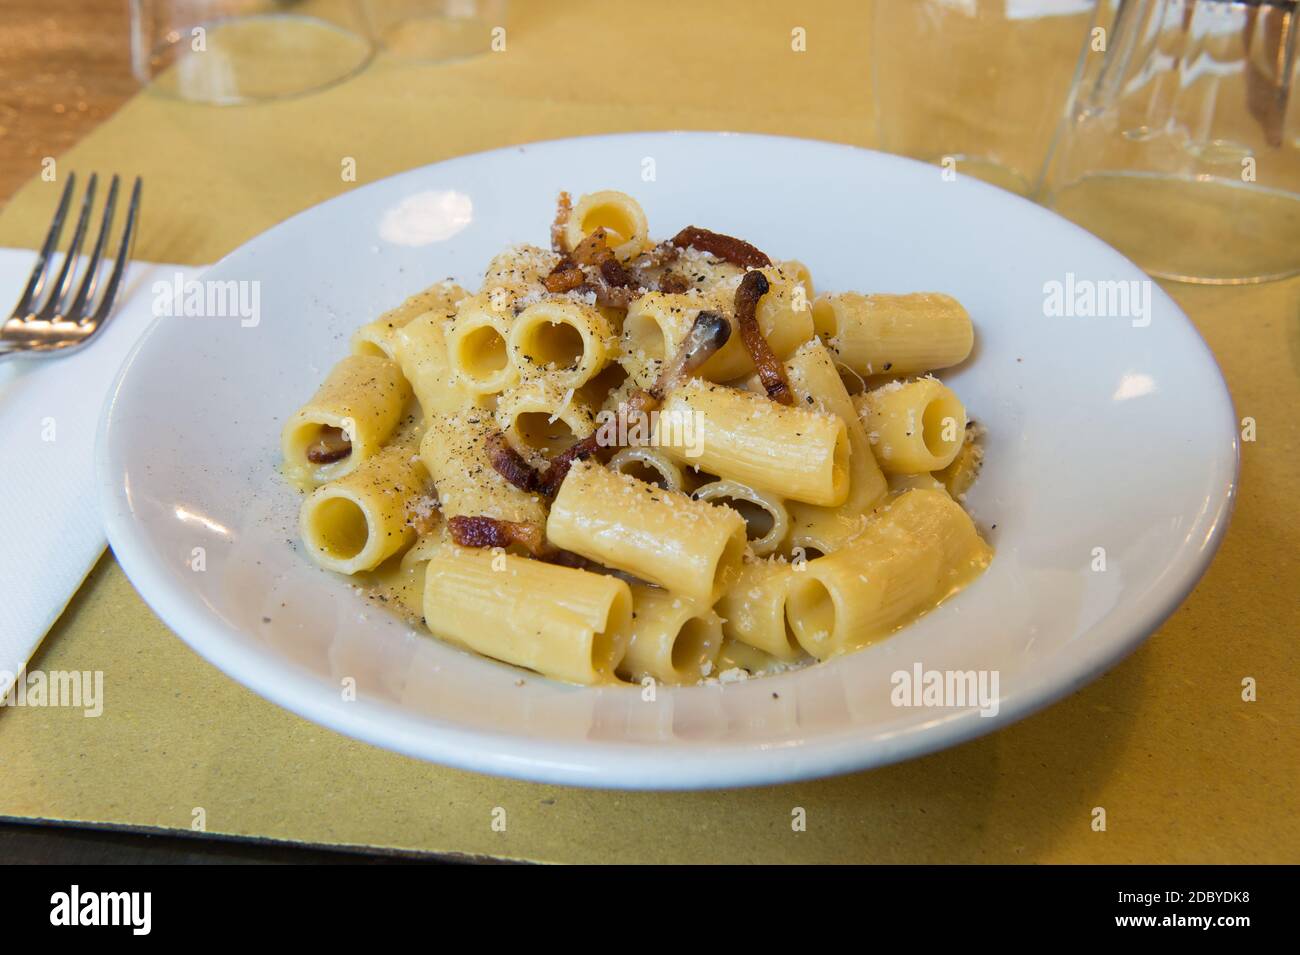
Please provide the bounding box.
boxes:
[1041,0,1300,284]
[873,0,1099,196]
[130,0,375,105]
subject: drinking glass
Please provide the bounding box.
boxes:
[873,0,1099,196]
[1040,0,1300,283]
[130,0,375,105]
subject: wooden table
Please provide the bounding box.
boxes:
[0,0,138,205]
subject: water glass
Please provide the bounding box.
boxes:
[130,0,375,105]
[1041,0,1300,283]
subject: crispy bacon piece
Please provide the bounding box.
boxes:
[542,255,586,293]
[486,430,541,492]
[305,425,351,464]
[551,191,573,253]
[537,433,602,498]
[447,514,591,568]
[448,515,546,554]
[569,229,609,266]
[734,271,794,406]
[670,226,771,269]
[557,229,693,307]
[571,229,634,286]
[563,228,640,308]
[600,256,632,288]
[628,244,689,294]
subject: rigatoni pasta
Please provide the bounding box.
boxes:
[445,294,520,395]
[495,377,595,462]
[715,557,803,661]
[855,377,967,474]
[352,280,466,359]
[547,459,747,603]
[691,478,789,557]
[392,310,482,417]
[281,354,411,489]
[784,489,991,659]
[813,291,973,377]
[606,446,687,492]
[299,439,426,574]
[656,379,850,507]
[508,299,616,388]
[698,266,814,381]
[562,189,650,262]
[780,338,889,555]
[278,189,992,687]
[935,426,985,499]
[619,584,724,685]
[419,411,546,525]
[424,545,633,685]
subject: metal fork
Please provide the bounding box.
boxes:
[0,173,142,360]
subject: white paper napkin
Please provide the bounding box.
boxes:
[0,250,204,687]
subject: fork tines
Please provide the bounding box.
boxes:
[10,172,142,327]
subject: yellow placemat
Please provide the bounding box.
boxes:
[1,0,1296,864]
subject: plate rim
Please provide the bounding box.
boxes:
[95,130,1240,789]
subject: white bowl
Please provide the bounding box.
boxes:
[97,133,1237,789]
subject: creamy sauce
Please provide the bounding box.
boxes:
[358,553,426,627]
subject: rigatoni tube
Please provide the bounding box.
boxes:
[299,440,427,574]
[813,292,972,377]
[935,438,984,498]
[777,259,814,301]
[392,310,481,417]
[619,584,723,685]
[281,354,411,489]
[784,489,992,659]
[715,557,802,660]
[495,377,596,463]
[619,292,713,388]
[351,280,466,359]
[419,411,546,524]
[423,545,633,685]
[508,299,616,388]
[702,266,814,382]
[781,338,888,554]
[607,446,687,493]
[855,377,967,474]
[563,190,650,261]
[547,459,747,603]
[691,478,789,557]
[445,294,519,395]
[655,379,850,507]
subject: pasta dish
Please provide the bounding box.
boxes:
[279,190,991,686]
